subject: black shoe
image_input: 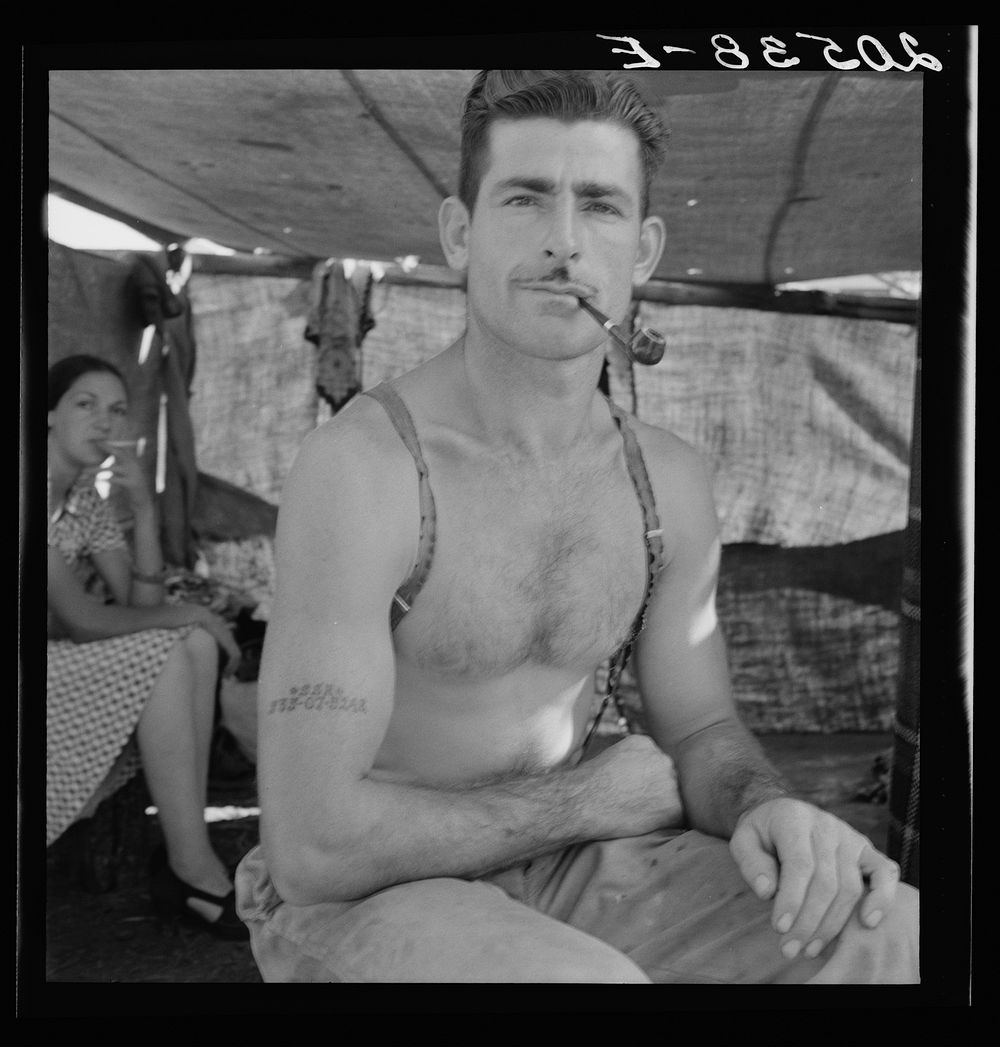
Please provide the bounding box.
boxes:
[149,850,249,941]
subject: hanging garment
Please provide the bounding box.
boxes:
[127,250,201,568]
[304,259,376,411]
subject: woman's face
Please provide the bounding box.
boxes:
[48,371,129,470]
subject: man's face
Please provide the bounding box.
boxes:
[457,117,660,361]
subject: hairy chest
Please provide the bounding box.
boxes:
[393,445,650,679]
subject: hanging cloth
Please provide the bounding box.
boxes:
[126,249,200,568]
[304,259,376,411]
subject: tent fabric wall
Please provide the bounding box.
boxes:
[717,527,904,735]
[185,274,319,506]
[609,533,903,737]
[611,303,917,547]
[360,282,468,389]
[184,275,469,507]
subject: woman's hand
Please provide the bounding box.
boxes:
[189,605,244,678]
[100,440,153,510]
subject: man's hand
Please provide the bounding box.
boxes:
[729,796,901,959]
[583,734,685,838]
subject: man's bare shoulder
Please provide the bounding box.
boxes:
[625,414,720,559]
[628,415,712,493]
[288,392,413,493]
[276,392,421,573]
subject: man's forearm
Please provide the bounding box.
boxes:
[672,718,792,839]
[366,769,600,881]
[274,764,603,905]
[267,733,682,906]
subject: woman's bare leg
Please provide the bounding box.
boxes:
[182,626,221,802]
[136,635,231,904]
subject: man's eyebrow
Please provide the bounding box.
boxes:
[492,176,556,195]
[574,180,631,202]
[492,176,632,202]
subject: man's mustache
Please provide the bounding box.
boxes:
[512,267,598,296]
[516,266,573,283]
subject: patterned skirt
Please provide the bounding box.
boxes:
[46,626,196,846]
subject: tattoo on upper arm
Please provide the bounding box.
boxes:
[266,683,368,716]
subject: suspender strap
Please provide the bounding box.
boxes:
[582,399,666,750]
[362,383,437,630]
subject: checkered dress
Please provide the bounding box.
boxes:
[47,480,193,846]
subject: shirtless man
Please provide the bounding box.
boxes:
[235,70,919,983]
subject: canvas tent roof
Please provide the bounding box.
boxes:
[47,68,923,287]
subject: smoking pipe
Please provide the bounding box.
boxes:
[577,297,666,366]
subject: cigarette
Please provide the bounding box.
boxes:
[105,438,147,456]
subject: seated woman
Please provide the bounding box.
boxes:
[47,353,247,940]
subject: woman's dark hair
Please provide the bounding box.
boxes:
[48,354,127,412]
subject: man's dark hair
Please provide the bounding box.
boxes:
[48,354,127,412]
[458,70,668,219]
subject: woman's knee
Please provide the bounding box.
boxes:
[184,625,220,665]
[182,626,222,686]
[147,627,216,704]
[153,632,196,688]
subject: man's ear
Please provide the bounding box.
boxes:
[632,215,666,287]
[439,196,472,272]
